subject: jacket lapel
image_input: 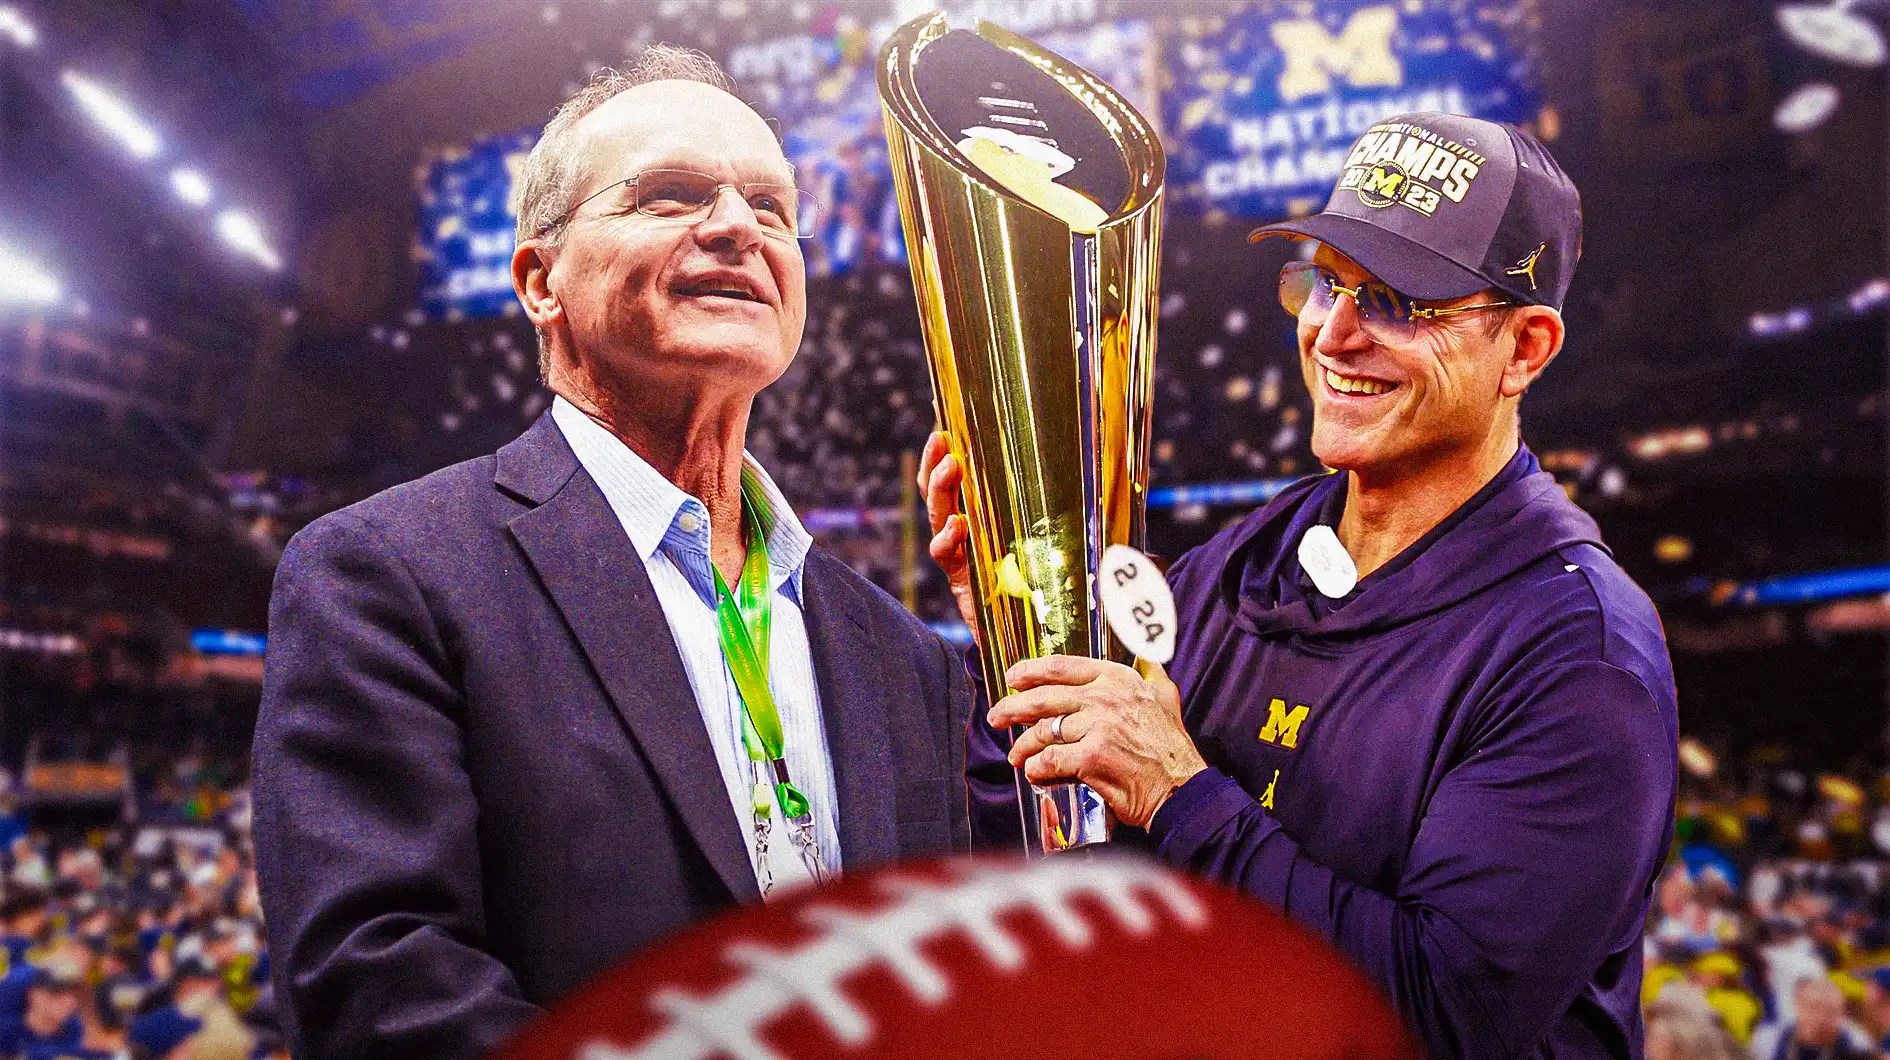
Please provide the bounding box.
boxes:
[496,416,759,903]
[800,551,898,867]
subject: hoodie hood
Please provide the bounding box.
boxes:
[1218,446,1607,641]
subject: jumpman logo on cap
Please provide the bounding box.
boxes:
[1505,243,1547,291]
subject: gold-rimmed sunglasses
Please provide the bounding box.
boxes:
[1279,261,1512,343]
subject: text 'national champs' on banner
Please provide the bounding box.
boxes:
[410,0,1542,322]
[1163,0,1543,220]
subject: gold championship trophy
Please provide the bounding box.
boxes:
[879,14,1164,853]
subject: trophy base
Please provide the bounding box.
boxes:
[1030,780,1112,854]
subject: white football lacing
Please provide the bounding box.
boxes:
[579,856,1208,1060]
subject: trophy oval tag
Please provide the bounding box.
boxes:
[1099,545,1176,665]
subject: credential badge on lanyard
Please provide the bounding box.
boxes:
[714,474,831,898]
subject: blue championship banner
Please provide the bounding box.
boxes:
[415,128,535,321]
[1163,0,1542,221]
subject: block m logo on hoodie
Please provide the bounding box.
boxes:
[1258,698,1311,750]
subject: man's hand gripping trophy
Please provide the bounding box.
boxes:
[917,432,1208,831]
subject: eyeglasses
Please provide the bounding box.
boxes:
[1278,261,1513,343]
[536,168,820,240]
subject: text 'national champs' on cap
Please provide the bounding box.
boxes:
[1251,111,1582,312]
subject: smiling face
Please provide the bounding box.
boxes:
[1299,243,1526,480]
[533,80,808,401]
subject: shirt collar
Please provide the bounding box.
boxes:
[740,456,815,600]
[550,396,813,601]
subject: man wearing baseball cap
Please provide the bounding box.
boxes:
[0,961,85,1055]
[923,113,1677,1058]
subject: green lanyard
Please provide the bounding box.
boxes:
[710,474,813,824]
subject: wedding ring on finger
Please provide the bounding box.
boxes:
[1049,714,1067,744]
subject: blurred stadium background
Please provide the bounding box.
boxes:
[0,0,1888,1055]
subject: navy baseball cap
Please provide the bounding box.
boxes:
[1250,112,1581,310]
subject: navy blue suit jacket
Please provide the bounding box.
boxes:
[252,414,973,1059]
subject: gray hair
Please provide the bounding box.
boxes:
[514,45,739,248]
[512,45,742,377]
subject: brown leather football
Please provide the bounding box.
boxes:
[495,854,1421,1060]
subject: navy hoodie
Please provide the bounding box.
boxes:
[969,447,1677,1059]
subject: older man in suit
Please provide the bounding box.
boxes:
[252,47,973,1060]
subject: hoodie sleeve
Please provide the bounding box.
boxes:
[1147,658,1675,1059]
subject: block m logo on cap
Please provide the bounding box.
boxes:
[1356,162,1410,208]
[1272,6,1403,104]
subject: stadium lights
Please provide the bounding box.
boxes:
[0,6,37,48]
[1677,738,1717,779]
[1749,307,1814,337]
[1746,276,1889,336]
[170,168,212,207]
[1773,81,1841,132]
[0,245,61,306]
[62,71,161,159]
[1777,2,1888,66]
[215,209,282,272]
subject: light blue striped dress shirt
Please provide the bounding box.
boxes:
[551,397,841,893]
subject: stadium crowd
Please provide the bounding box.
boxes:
[1643,750,1890,1060]
[0,646,272,1060]
[0,769,274,1060]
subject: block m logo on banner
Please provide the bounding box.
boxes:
[1271,6,1404,103]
